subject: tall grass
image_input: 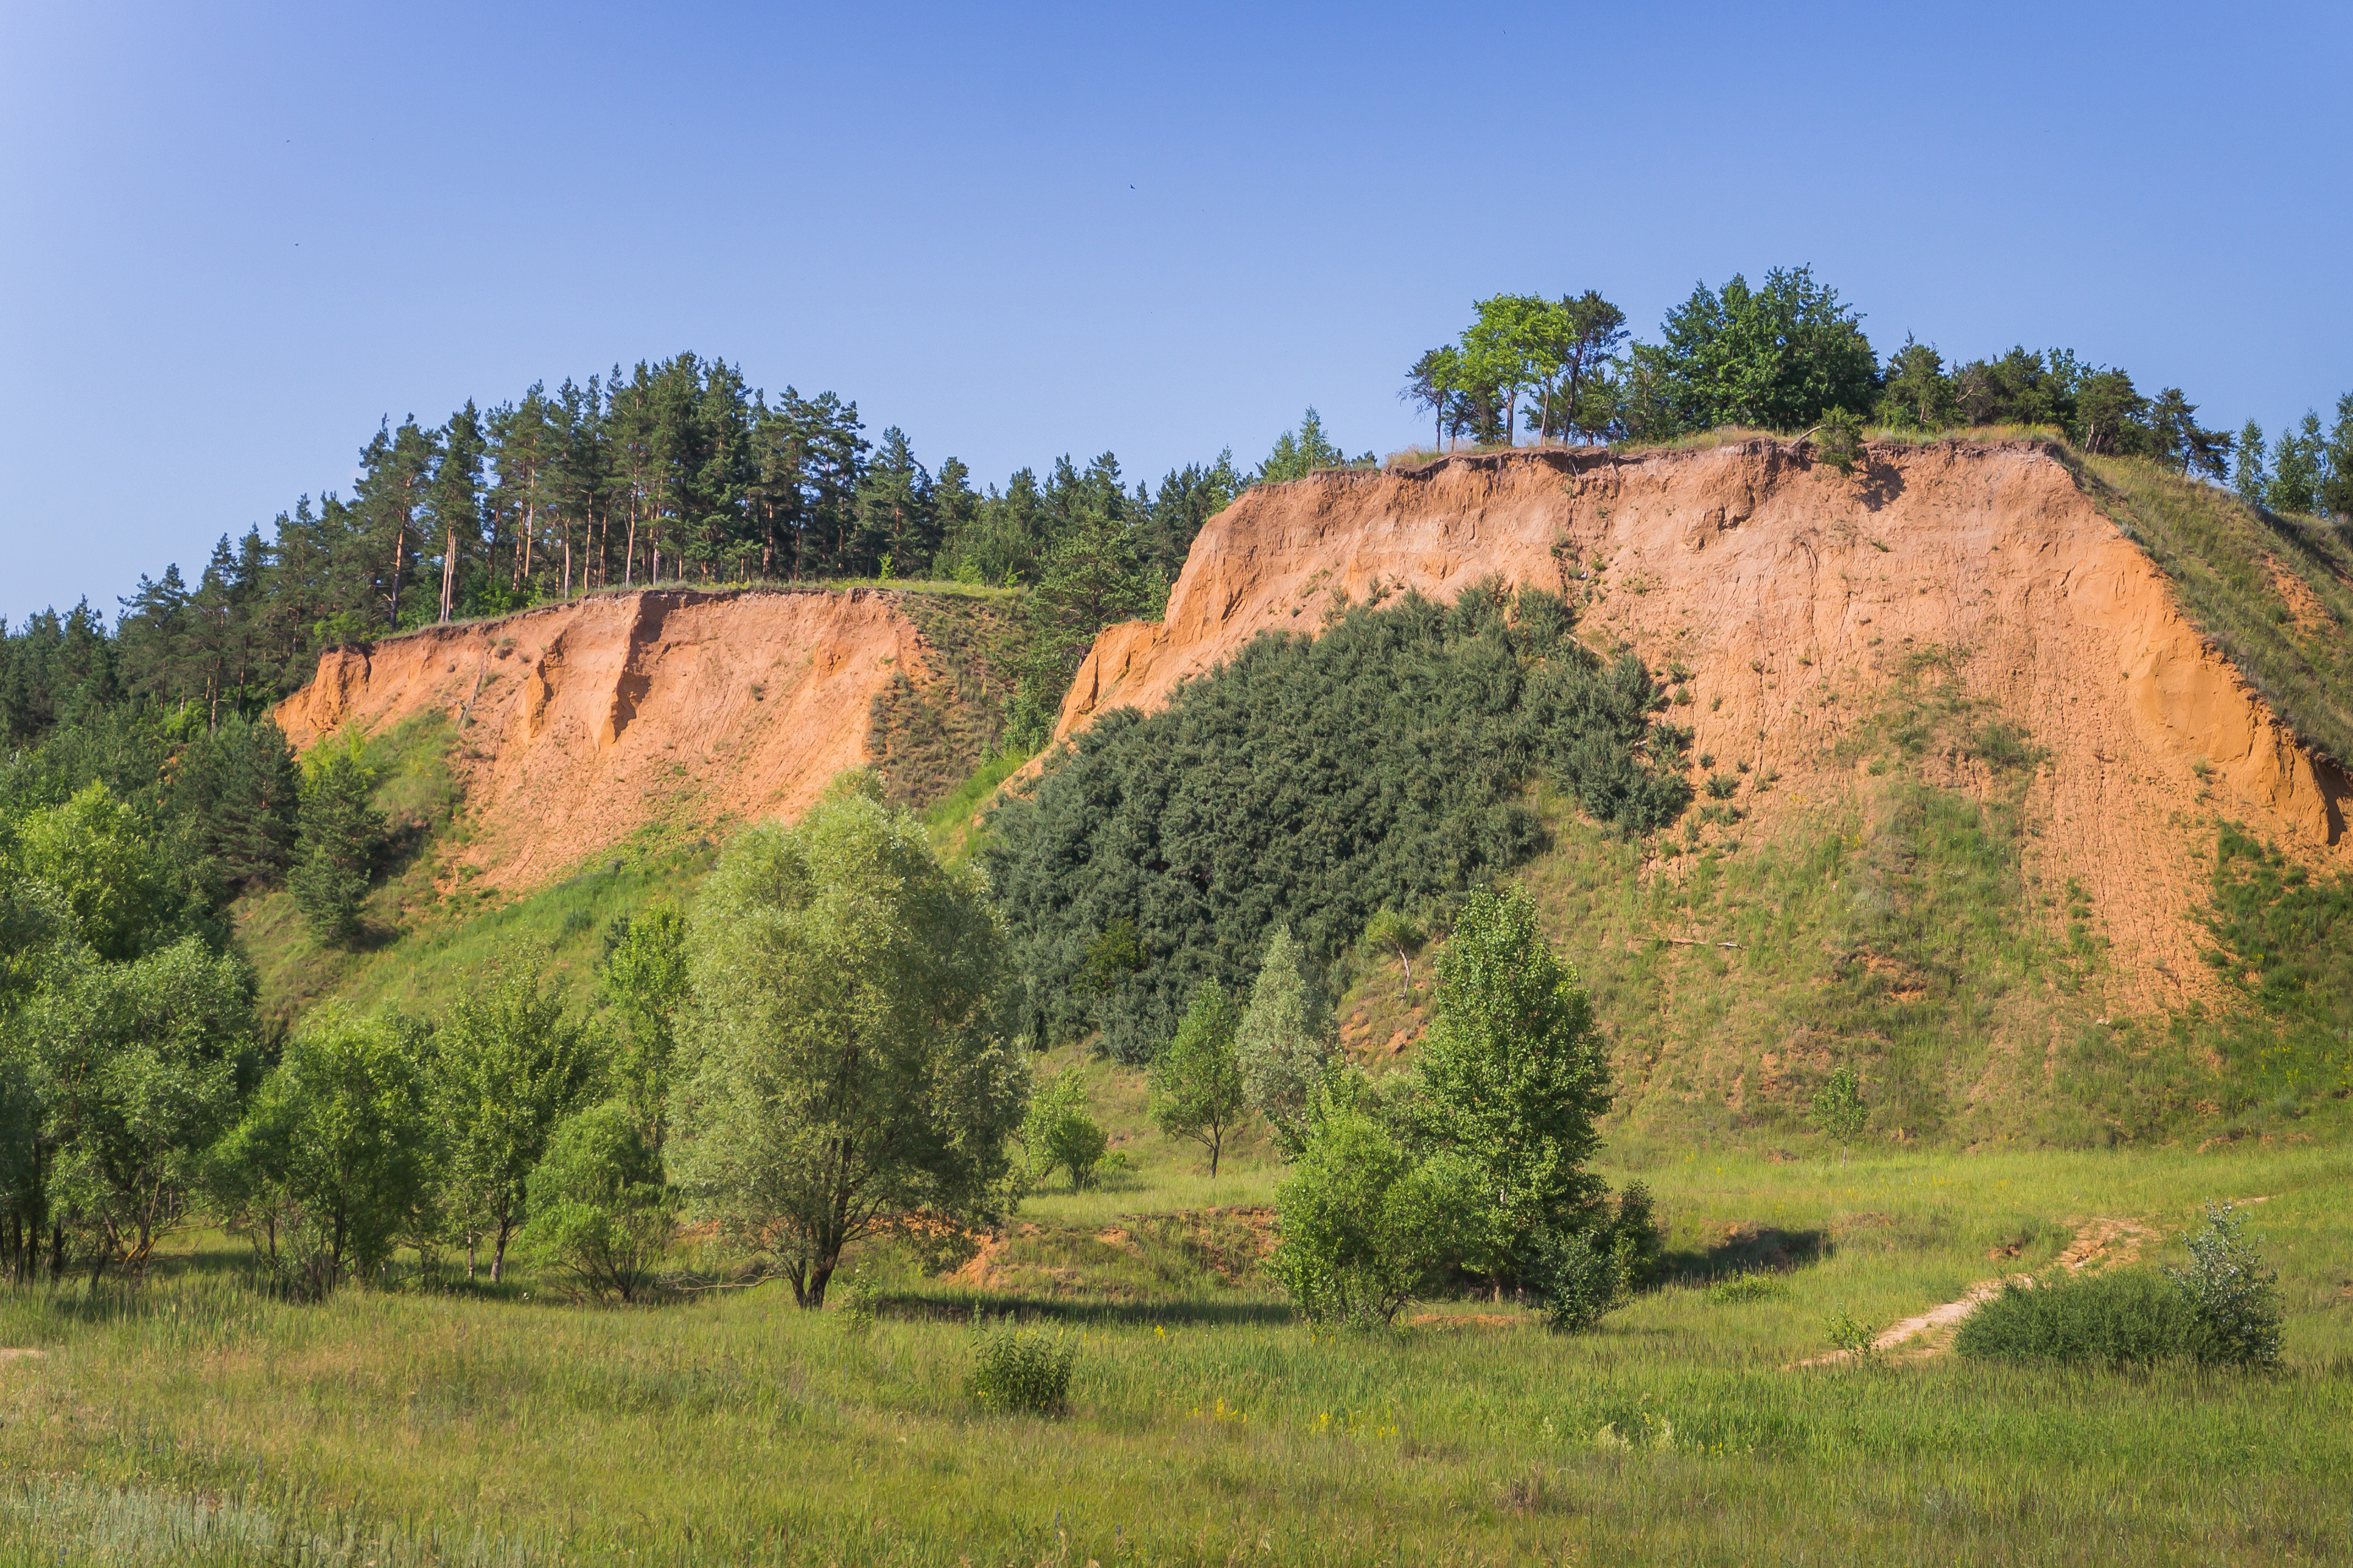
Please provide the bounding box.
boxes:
[2,1140,2345,1566]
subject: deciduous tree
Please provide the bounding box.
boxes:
[668,793,1024,1308]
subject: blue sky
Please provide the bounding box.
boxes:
[4,1,2348,624]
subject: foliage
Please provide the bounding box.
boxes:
[290,742,385,947]
[2164,1203,2284,1368]
[1267,1097,1480,1329]
[1809,1064,1869,1159]
[668,793,1025,1308]
[1019,1068,1108,1194]
[1955,1269,2201,1367]
[17,937,254,1279]
[966,1320,1077,1415]
[428,946,598,1281]
[1148,979,1248,1177]
[1256,408,1371,483]
[207,1003,430,1300]
[12,782,180,962]
[1957,1205,2282,1369]
[1234,927,1334,1155]
[520,1101,673,1303]
[599,905,691,1146]
[1530,1182,1662,1333]
[1407,885,1614,1275]
[1624,267,1879,436]
[985,580,1690,1057]
[1359,908,1428,1000]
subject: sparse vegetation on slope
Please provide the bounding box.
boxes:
[2081,453,2353,766]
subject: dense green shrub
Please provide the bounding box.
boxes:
[985,581,1690,1056]
[967,1321,1077,1415]
[1957,1205,2283,1369]
[1954,1270,2207,1367]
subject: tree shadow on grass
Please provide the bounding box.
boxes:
[1659,1225,1828,1285]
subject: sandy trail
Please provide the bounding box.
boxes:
[1794,1216,2161,1368]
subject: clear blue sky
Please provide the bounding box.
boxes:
[4,1,2348,625]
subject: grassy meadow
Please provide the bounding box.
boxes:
[2,1118,2347,1566]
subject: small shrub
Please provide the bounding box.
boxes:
[967,1320,1077,1415]
[1537,1230,1623,1334]
[2166,1203,2284,1368]
[1708,1271,1785,1305]
[836,1270,878,1342]
[1823,1311,1879,1359]
[1705,773,1738,799]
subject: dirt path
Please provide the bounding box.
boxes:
[1794,1216,2161,1368]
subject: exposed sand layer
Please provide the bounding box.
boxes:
[276,588,937,890]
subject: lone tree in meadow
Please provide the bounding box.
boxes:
[1408,884,1615,1278]
[1150,978,1247,1177]
[668,791,1026,1309]
[1810,1064,1868,1162]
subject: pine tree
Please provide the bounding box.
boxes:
[290,744,385,947]
[2234,420,2268,506]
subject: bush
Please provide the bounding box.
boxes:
[1708,1272,1785,1304]
[1535,1229,1623,1334]
[1267,1100,1479,1329]
[2165,1203,2284,1368]
[519,1103,673,1304]
[967,1320,1077,1415]
[1954,1270,2206,1367]
[1957,1205,2283,1369]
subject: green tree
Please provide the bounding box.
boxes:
[2234,420,2268,506]
[2321,392,2353,523]
[1401,347,1463,451]
[1629,266,1879,434]
[2266,411,2324,514]
[1877,336,1954,430]
[1361,908,1428,1002]
[1149,980,1246,1177]
[208,1003,430,1300]
[1236,926,1332,1156]
[668,793,1024,1308]
[290,740,385,947]
[1408,885,1612,1276]
[1256,408,1354,483]
[1267,1097,1479,1328]
[600,907,691,1148]
[2072,369,2148,456]
[13,782,175,961]
[2147,387,2232,480]
[1018,1067,1107,1194]
[520,1101,672,1303]
[24,938,253,1280]
[1809,1063,1868,1161]
[430,948,598,1281]
[1007,503,1155,747]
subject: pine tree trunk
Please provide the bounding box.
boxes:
[388,529,405,630]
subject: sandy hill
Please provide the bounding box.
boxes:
[1055,439,2348,1016]
[274,585,1019,892]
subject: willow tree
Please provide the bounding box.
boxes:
[669,791,1026,1308]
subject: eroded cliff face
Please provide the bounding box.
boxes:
[1055,441,2348,1009]
[276,588,937,890]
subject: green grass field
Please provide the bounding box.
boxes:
[2,1127,2346,1566]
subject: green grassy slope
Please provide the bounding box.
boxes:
[4,1138,2344,1565]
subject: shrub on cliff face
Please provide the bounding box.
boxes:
[984,580,1690,1058]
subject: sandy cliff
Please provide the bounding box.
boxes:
[1054,440,2349,1006]
[276,588,942,890]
